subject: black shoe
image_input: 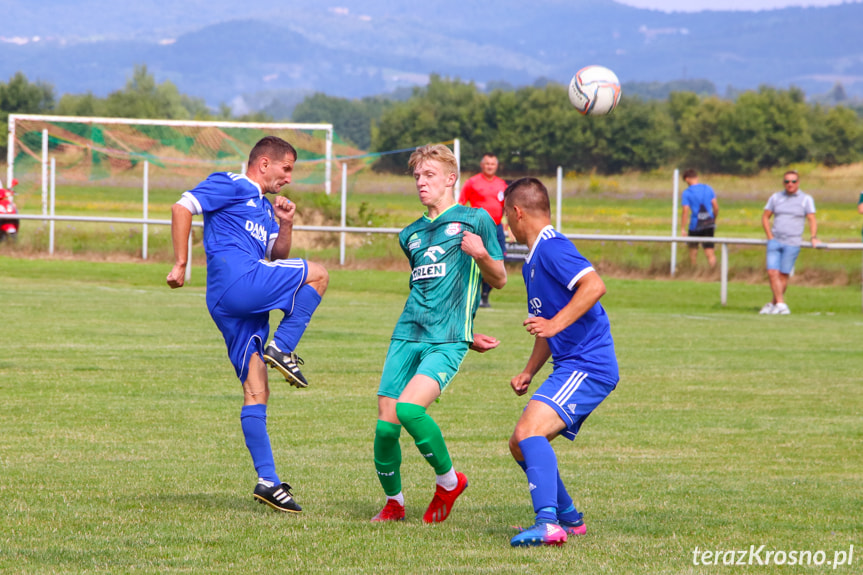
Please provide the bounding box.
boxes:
[253,479,302,513]
[263,342,309,388]
[479,295,491,308]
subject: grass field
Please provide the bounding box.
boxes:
[0,257,860,574]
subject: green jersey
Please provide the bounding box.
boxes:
[391,203,504,343]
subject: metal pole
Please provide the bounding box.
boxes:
[671,168,679,276]
[721,243,728,306]
[340,162,347,266]
[49,157,56,255]
[6,129,14,189]
[453,138,461,192]
[556,166,563,231]
[325,129,333,195]
[41,129,48,217]
[142,161,149,260]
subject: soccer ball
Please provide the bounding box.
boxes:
[568,65,622,116]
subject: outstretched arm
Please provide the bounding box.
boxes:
[166,203,192,289]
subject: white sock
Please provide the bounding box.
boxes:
[436,468,458,491]
[387,492,405,506]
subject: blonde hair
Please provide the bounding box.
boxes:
[409,144,458,175]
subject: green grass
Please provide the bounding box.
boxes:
[0,257,860,574]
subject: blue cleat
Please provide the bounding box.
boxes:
[509,521,568,547]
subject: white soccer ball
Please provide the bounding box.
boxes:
[568,65,622,116]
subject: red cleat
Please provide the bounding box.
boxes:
[371,499,406,522]
[423,471,468,523]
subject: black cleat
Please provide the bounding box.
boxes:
[263,342,309,388]
[479,295,491,308]
[253,479,302,513]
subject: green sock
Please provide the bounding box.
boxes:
[374,420,403,496]
[396,402,453,475]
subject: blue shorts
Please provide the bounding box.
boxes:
[531,364,617,441]
[378,340,470,399]
[766,239,800,275]
[209,258,308,383]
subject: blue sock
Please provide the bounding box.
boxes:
[240,404,279,484]
[517,460,580,522]
[518,436,559,524]
[556,472,582,522]
[274,285,321,352]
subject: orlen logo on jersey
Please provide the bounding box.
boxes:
[528,297,543,316]
[245,220,267,242]
[423,246,445,262]
[412,263,446,281]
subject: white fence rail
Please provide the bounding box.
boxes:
[2,212,861,311]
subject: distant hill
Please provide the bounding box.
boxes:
[0,0,861,111]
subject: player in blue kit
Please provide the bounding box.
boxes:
[502,177,619,547]
[167,136,329,513]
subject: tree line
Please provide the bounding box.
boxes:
[3,69,862,176]
[368,75,863,175]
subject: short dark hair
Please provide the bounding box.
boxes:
[682,168,698,180]
[503,177,550,216]
[481,153,498,159]
[249,136,297,166]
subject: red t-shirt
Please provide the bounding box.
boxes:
[458,173,506,225]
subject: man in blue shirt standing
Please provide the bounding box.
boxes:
[167,136,329,513]
[680,169,719,268]
[502,177,619,547]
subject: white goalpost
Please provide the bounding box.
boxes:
[7,114,335,278]
[8,114,335,199]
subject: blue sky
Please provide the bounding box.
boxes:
[617,0,857,11]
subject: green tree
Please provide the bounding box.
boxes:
[103,65,209,119]
[0,72,56,158]
[56,65,210,120]
[581,97,677,174]
[292,93,392,149]
[810,105,863,166]
[373,76,489,171]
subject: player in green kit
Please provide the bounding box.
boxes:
[371,144,507,523]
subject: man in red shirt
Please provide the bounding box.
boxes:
[459,153,508,307]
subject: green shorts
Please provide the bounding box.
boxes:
[377,340,470,399]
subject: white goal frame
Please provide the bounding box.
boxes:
[7,114,335,200]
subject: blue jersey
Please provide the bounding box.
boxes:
[181,172,280,308]
[681,183,716,231]
[523,226,618,384]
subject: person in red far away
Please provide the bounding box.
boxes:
[459,153,508,308]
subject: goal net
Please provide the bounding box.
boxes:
[6,114,363,196]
